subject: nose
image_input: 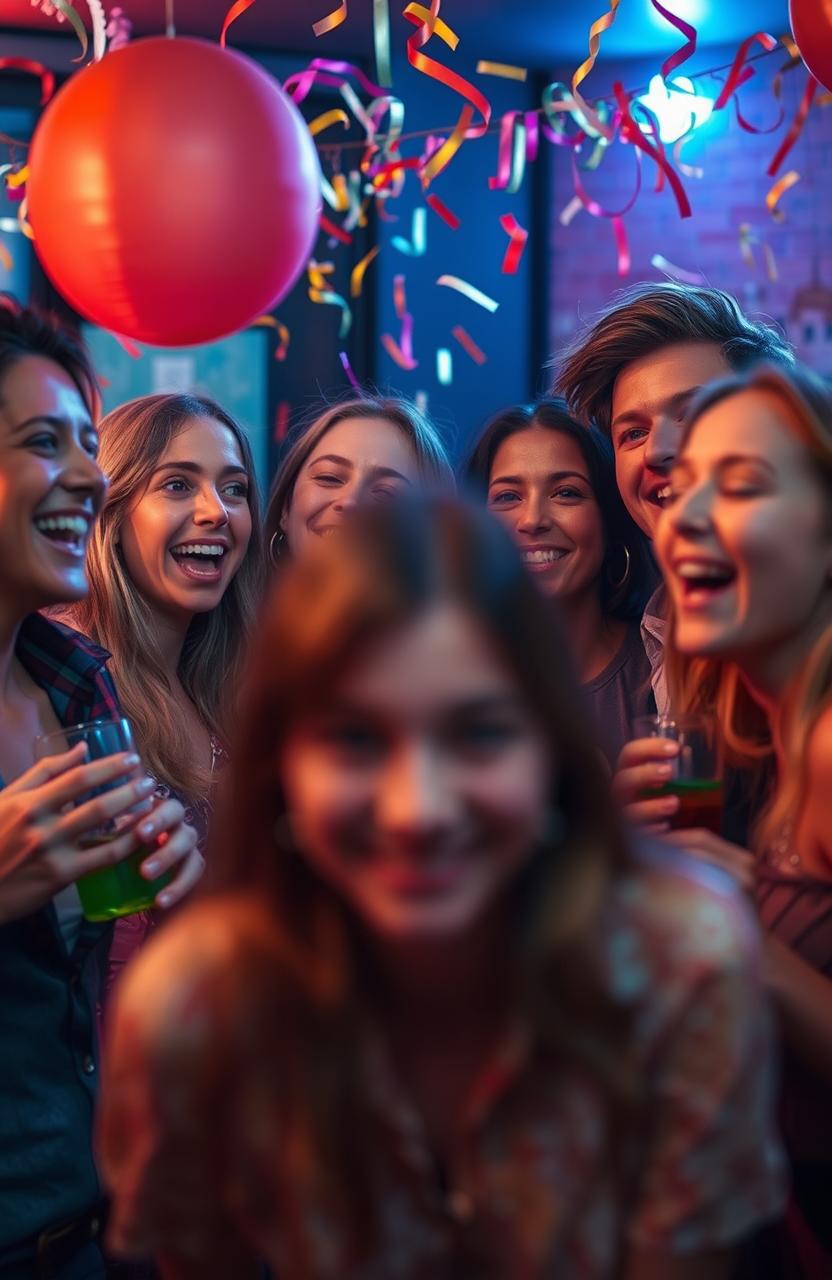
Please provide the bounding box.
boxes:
[61,439,107,509]
[333,479,360,514]
[644,415,680,473]
[194,485,230,527]
[669,478,714,536]
[376,742,457,847]
[516,492,552,535]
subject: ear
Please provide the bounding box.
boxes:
[279,506,288,535]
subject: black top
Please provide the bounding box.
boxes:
[582,621,654,766]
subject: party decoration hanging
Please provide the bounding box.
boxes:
[789,0,832,93]
[27,37,322,346]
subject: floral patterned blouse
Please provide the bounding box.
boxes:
[99,849,786,1278]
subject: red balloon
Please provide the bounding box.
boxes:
[27,37,322,346]
[790,0,832,93]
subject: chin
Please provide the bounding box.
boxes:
[674,620,738,659]
[363,897,486,943]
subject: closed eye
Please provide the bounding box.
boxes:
[314,473,345,487]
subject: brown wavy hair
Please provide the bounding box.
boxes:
[204,496,635,1261]
[63,393,265,800]
[663,364,832,850]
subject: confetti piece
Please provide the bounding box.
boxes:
[524,110,540,162]
[320,214,353,244]
[0,243,12,271]
[5,166,29,191]
[274,401,290,443]
[451,325,486,364]
[559,195,583,226]
[339,350,361,389]
[437,275,499,312]
[738,223,778,281]
[612,215,630,277]
[767,74,817,178]
[571,0,622,140]
[765,169,800,221]
[17,196,34,241]
[393,273,407,320]
[476,60,528,82]
[499,213,528,274]
[392,207,427,256]
[437,348,453,385]
[350,245,380,297]
[308,261,352,337]
[253,315,290,360]
[426,194,460,229]
[382,275,418,369]
[309,108,350,136]
[313,0,347,37]
[109,332,141,358]
[649,1,697,82]
[650,253,705,284]
[0,57,55,103]
[220,0,257,48]
[381,325,418,370]
[373,0,393,87]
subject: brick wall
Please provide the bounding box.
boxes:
[547,46,832,376]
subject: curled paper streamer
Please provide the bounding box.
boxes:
[320,214,353,244]
[393,273,407,321]
[765,169,800,221]
[308,260,353,338]
[436,348,453,385]
[220,0,257,48]
[426,194,460,229]
[339,351,362,389]
[489,112,526,193]
[559,195,583,226]
[712,33,778,110]
[452,325,486,364]
[524,111,540,163]
[5,166,29,192]
[614,84,691,218]
[571,0,622,140]
[650,253,705,284]
[47,0,89,61]
[16,197,34,241]
[437,275,499,313]
[499,213,528,274]
[767,75,817,178]
[86,0,107,61]
[373,0,393,87]
[274,402,290,444]
[392,207,427,255]
[572,144,641,218]
[738,223,778,281]
[612,215,630,277]
[284,58,386,106]
[0,242,12,272]
[476,61,528,82]
[350,244,380,297]
[253,315,290,360]
[382,275,418,370]
[0,58,55,103]
[309,108,350,136]
[313,0,348,37]
[649,0,697,82]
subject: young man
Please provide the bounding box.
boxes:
[554,281,794,715]
[0,298,202,1279]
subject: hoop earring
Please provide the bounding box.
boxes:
[607,543,631,591]
[269,530,286,564]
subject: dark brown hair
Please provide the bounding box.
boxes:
[553,282,794,435]
[0,293,100,418]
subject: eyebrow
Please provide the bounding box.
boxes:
[716,454,776,473]
[154,460,248,478]
[611,386,701,431]
[309,453,412,483]
[489,469,589,487]
[11,413,96,436]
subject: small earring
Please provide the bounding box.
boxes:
[607,543,631,591]
[269,530,286,564]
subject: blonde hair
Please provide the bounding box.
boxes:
[265,394,455,550]
[64,393,265,800]
[665,364,832,847]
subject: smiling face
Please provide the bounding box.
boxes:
[0,354,105,614]
[611,341,731,540]
[118,415,253,624]
[486,425,606,603]
[280,602,551,945]
[280,415,421,556]
[656,388,832,666]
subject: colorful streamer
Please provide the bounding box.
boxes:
[49,0,90,61]
[712,32,778,110]
[313,0,348,37]
[350,245,380,297]
[0,242,12,272]
[476,61,528,82]
[738,223,778,281]
[559,195,584,226]
[488,113,527,193]
[105,6,132,52]
[339,350,362,389]
[571,0,622,140]
[253,315,290,360]
[614,84,691,218]
[426,193,460,229]
[612,215,630,277]
[283,58,386,105]
[436,348,453,385]
[392,207,427,255]
[765,169,800,221]
[309,108,350,136]
[308,260,352,337]
[650,253,705,284]
[373,0,393,87]
[382,274,418,370]
[499,213,528,274]
[649,0,697,82]
[320,214,353,244]
[220,0,258,48]
[274,402,291,444]
[767,75,817,178]
[0,57,55,103]
[437,275,499,312]
[451,325,487,364]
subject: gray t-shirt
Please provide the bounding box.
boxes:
[583,621,655,766]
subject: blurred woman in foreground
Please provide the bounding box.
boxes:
[100,498,784,1280]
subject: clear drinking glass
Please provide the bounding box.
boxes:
[633,713,724,835]
[34,717,171,921]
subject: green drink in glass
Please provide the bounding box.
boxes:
[35,717,172,921]
[633,713,724,835]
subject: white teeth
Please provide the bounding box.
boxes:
[170,544,226,557]
[655,486,673,504]
[522,549,566,565]
[34,514,89,537]
[676,561,732,581]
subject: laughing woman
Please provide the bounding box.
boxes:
[62,392,264,986]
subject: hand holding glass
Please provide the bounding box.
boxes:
[34,718,172,921]
[632,714,724,835]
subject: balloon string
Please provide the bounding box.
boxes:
[165,0,175,37]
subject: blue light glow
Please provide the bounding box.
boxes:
[636,74,714,144]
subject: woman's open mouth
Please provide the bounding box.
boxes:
[674,558,736,607]
[169,541,228,582]
[33,513,90,558]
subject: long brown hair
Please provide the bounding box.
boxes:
[64,393,265,799]
[664,364,832,847]
[206,496,634,1258]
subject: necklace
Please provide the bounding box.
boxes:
[765,818,800,872]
